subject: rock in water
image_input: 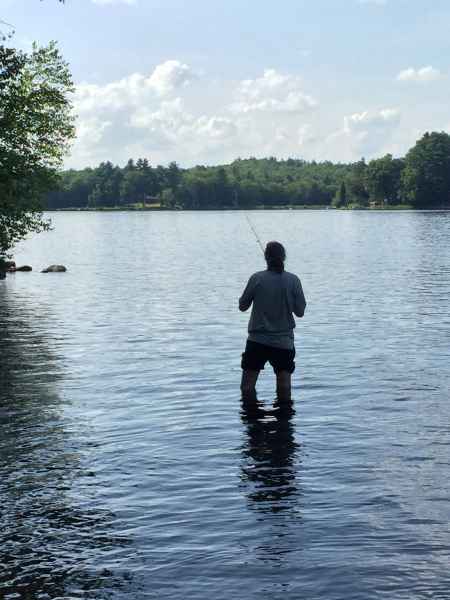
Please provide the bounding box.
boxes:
[15,265,32,272]
[41,265,67,273]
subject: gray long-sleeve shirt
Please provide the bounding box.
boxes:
[239,269,306,349]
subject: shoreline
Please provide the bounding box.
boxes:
[43,205,450,213]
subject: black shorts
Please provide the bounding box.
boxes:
[241,340,296,374]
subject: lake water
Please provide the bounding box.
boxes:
[1,210,450,599]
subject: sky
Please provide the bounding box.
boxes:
[2,0,450,169]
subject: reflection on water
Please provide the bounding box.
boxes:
[240,394,300,513]
[1,210,449,599]
[240,393,304,571]
[0,288,132,599]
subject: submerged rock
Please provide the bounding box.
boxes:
[41,265,67,273]
[15,265,32,272]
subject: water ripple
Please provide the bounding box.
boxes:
[1,210,449,599]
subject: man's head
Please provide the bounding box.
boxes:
[265,241,286,273]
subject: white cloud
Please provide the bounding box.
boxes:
[68,63,321,168]
[74,60,194,113]
[194,116,237,140]
[70,61,196,165]
[131,100,239,156]
[298,124,316,146]
[129,97,187,131]
[344,108,400,130]
[397,66,442,83]
[70,64,427,168]
[147,60,195,96]
[273,123,314,146]
[69,60,242,166]
[73,118,113,163]
[68,57,412,168]
[231,68,317,114]
[327,108,401,159]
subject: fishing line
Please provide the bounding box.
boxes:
[244,212,265,255]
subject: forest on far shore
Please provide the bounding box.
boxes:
[46,131,450,211]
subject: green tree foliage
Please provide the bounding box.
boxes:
[47,168,96,209]
[365,154,405,205]
[40,157,362,210]
[332,181,347,208]
[0,41,75,256]
[87,161,122,208]
[402,132,450,208]
[345,159,369,207]
[41,131,450,211]
[166,161,181,190]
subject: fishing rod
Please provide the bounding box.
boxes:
[244,212,265,256]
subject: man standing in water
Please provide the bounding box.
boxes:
[239,241,306,401]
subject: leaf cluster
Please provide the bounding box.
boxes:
[0,41,75,256]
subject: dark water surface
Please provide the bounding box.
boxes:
[1,210,450,599]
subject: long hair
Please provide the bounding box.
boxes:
[265,241,286,273]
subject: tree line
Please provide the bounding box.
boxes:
[1,38,74,262]
[46,132,450,211]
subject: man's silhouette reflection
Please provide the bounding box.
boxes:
[240,391,302,513]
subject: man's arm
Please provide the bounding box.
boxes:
[239,275,255,312]
[293,277,306,317]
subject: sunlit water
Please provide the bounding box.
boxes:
[1,210,450,599]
